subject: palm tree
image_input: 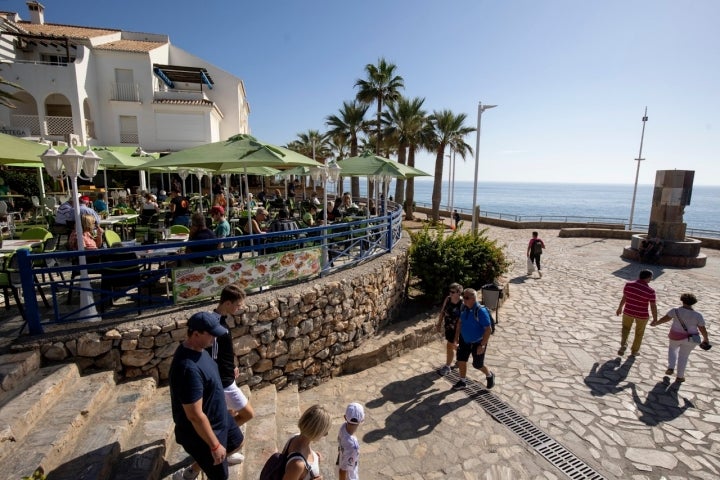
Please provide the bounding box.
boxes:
[428,110,475,223]
[383,96,427,206]
[405,115,434,221]
[287,130,331,162]
[355,58,404,156]
[326,100,368,197]
[0,76,22,108]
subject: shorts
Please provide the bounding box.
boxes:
[178,410,244,480]
[444,326,457,343]
[224,382,249,411]
[456,337,486,370]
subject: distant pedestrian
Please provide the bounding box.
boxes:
[452,210,461,229]
[169,312,244,480]
[337,402,365,480]
[452,288,495,390]
[616,269,657,357]
[650,293,710,383]
[526,231,546,277]
[436,283,463,375]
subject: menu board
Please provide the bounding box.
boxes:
[173,246,322,302]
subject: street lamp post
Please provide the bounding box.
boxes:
[177,169,189,196]
[628,107,648,231]
[471,102,497,234]
[41,145,102,322]
[311,161,341,270]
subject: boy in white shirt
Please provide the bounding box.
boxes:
[337,402,364,480]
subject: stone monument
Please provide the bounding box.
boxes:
[623,170,706,267]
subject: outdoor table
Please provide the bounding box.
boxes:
[99,214,140,240]
[159,233,189,243]
[0,239,41,252]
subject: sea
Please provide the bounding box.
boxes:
[339,179,720,233]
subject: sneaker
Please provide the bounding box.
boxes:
[486,373,495,389]
[676,377,685,383]
[665,368,674,375]
[452,379,467,390]
[630,351,639,357]
[438,365,451,375]
[227,452,245,465]
[172,467,199,480]
[538,270,542,278]
[617,346,626,356]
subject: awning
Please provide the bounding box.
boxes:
[153,64,214,89]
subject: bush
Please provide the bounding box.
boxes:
[408,224,510,303]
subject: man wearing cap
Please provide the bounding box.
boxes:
[169,312,244,480]
[210,206,230,244]
[337,402,365,480]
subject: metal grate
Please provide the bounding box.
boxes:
[444,371,606,480]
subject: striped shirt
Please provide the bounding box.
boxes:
[622,280,656,319]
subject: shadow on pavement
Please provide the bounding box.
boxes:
[630,379,694,426]
[584,356,635,396]
[363,371,471,442]
[612,262,666,281]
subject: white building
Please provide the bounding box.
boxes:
[0,1,250,151]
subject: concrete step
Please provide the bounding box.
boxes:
[275,384,300,443]
[241,385,278,479]
[0,363,79,462]
[48,376,158,480]
[0,350,42,404]
[112,385,175,480]
[1,369,115,479]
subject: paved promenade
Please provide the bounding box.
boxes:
[298,225,720,480]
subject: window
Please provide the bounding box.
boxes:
[119,116,138,144]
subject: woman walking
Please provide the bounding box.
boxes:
[436,283,463,375]
[650,293,710,383]
[281,404,331,479]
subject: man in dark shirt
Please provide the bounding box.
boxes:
[170,188,191,227]
[187,213,218,264]
[169,312,243,480]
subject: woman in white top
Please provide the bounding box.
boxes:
[650,293,709,383]
[283,404,330,480]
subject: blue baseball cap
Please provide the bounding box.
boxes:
[187,312,227,337]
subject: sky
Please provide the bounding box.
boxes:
[2,0,719,185]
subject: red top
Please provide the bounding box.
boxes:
[622,280,656,319]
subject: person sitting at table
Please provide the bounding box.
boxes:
[244,207,268,234]
[79,196,102,226]
[212,177,224,196]
[214,191,227,208]
[256,190,267,204]
[244,193,256,209]
[54,198,75,226]
[156,189,167,203]
[169,188,191,227]
[210,206,230,246]
[340,192,358,213]
[268,208,299,233]
[302,205,318,227]
[329,198,343,222]
[68,213,103,250]
[368,199,377,216]
[310,191,321,206]
[93,193,108,216]
[186,213,218,264]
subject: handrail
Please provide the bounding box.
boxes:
[20,206,404,335]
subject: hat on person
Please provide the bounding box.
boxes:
[210,205,224,216]
[187,312,227,337]
[255,207,268,216]
[344,402,365,424]
[80,195,91,203]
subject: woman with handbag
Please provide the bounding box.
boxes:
[650,293,710,383]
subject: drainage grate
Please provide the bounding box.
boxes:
[444,371,606,480]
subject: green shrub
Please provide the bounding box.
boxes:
[408,224,510,303]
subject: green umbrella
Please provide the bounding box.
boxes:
[336,152,431,179]
[0,133,49,164]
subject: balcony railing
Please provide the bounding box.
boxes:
[111,82,141,102]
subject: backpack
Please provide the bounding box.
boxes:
[531,239,543,256]
[468,304,496,335]
[259,436,311,480]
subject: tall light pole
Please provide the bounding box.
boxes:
[471,102,497,234]
[445,151,451,214]
[41,145,102,322]
[628,107,648,231]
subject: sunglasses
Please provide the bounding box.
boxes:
[463,296,474,300]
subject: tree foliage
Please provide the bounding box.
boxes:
[408,225,510,303]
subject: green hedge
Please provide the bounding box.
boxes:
[408,225,510,303]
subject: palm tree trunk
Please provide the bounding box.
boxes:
[394,144,407,205]
[405,148,416,220]
[431,147,445,222]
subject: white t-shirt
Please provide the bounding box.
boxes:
[337,423,360,479]
[666,307,705,338]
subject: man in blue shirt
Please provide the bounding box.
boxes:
[452,288,496,390]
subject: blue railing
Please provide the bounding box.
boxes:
[18,207,404,335]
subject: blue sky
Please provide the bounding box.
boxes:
[3,0,718,185]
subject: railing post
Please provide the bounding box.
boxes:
[17,249,42,334]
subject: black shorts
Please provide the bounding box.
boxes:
[444,326,456,343]
[456,337,486,369]
[178,410,244,480]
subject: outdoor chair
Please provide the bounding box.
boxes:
[103,229,123,248]
[98,249,151,314]
[170,224,190,235]
[20,227,52,249]
[0,252,50,330]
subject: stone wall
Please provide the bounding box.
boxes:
[18,238,411,390]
